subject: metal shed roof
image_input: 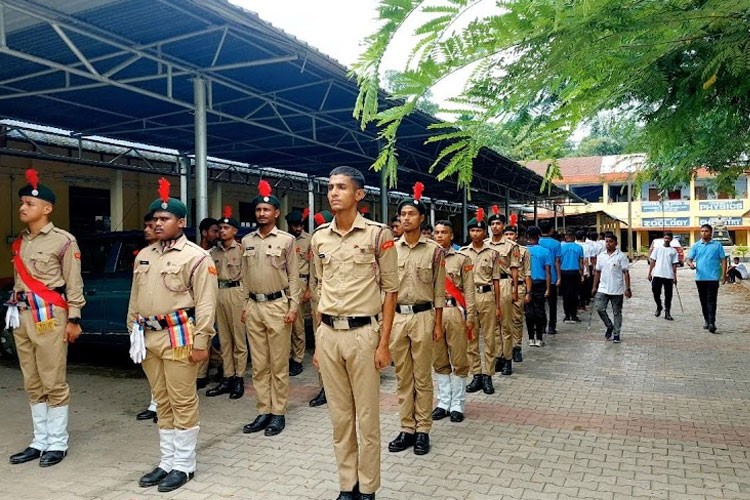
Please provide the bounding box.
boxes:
[0,0,577,206]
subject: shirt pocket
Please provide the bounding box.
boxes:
[321,254,334,280]
[133,261,151,285]
[227,256,242,279]
[31,253,60,278]
[266,246,286,269]
[352,252,376,279]
[161,262,189,293]
[416,264,433,284]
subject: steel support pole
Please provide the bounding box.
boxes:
[504,188,510,223]
[194,77,208,240]
[307,176,315,234]
[627,178,633,259]
[533,199,538,224]
[462,187,468,243]
[179,156,190,226]
[380,168,388,224]
[430,202,436,227]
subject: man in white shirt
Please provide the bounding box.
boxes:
[591,234,632,343]
[648,231,679,320]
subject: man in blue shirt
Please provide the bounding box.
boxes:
[537,221,561,334]
[560,229,584,324]
[686,224,727,333]
[525,226,552,347]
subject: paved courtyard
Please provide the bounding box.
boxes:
[2,261,750,499]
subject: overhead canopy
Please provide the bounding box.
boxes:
[0,0,578,206]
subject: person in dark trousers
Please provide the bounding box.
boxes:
[686,224,727,333]
[648,231,679,320]
[591,234,631,343]
[524,227,551,347]
[537,221,561,334]
[560,229,584,324]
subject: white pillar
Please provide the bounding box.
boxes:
[194,78,208,241]
[110,170,123,231]
[307,176,315,234]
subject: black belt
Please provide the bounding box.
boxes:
[13,287,66,304]
[500,273,510,279]
[218,280,241,289]
[249,290,284,302]
[518,280,526,285]
[476,284,492,293]
[321,314,374,330]
[300,274,309,280]
[396,302,433,315]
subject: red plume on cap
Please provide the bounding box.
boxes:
[223,205,232,219]
[510,213,518,226]
[302,208,310,220]
[258,179,272,197]
[412,182,424,201]
[491,204,499,216]
[359,205,369,214]
[158,177,171,203]
[25,169,40,189]
[476,207,485,222]
[314,212,325,227]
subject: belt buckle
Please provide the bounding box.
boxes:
[332,317,349,330]
[401,305,414,315]
[256,293,267,302]
[145,319,163,331]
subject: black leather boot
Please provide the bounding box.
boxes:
[494,357,505,373]
[157,470,193,492]
[139,467,169,487]
[388,431,415,452]
[482,375,494,395]
[309,388,327,407]
[512,346,523,363]
[229,376,244,399]
[39,450,66,467]
[206,378,232,397]
[501,358,512,376]
[243,414,271,433]
[413,432,430,455]
[9,447,41,465]
[466,374,483,393]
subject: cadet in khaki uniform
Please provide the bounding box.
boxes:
[387,183,445,457]
[126,178,218,492]
[195,217,220,389]
[241,181,301,437]
[285,209,312,377]
[504,224,532,363]
[486,206,520,376]
[432,220,475,423]
[308,210,334,408]
[8,170,85,468]
[311,166,398,500]
[461,209,501,395]
[206,207,247,400]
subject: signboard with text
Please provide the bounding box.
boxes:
[641,217,691,228]
[641,201,690,212]
[698,200,744,211]
[698,217,744,227]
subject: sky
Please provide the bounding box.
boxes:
[231,0,500,106]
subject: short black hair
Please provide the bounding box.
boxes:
[565,228,576,238]
[606,234,618,243]
[526,226,541,239]
[391,215,401,224]
[701,223,712,231]
[329,165,365,189]
[575,229,586,240]
[663,231,673,238]
[143,211,156,222]
[599,232,606,238]
[538,220,552,234]
[587,231,598,240]
[434,219,453,231]
[421,223,433,231]
[199,217,219,232]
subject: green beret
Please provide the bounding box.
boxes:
[218,216,240,229]
[148,197,187,218]
[285,211,304,224]
[503,225,518,234]
[467,218,487,230]
[19,183,56,204]
[314,210,334,227]
[252,194,281,209]
[397,198,426,215]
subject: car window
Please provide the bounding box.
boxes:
[116,241,142,272]
[79,241,114,274]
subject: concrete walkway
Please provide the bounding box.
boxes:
[2,261,750,499]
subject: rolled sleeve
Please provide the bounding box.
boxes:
[62,239,85,318]
[191,255,218,350]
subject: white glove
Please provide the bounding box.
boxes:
[129,321,146,364]
[5,305,20,330]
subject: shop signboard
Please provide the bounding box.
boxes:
[641,200,690,212]
[698,200,744,211]
[698,217,743,227]
[642,217,691,228]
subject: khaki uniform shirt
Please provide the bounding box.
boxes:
[518,245,531,279]
[460,243,500,286]
[13,222,85,318]
[486,237,521,276]
[395,235,446,308]
[240,226,301,308]
[443,247,476,318]
[295,232,312,278]
[210,239,243,283]
[311,214,399,317]
[126,234,218,350]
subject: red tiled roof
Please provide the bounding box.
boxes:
[525,156,603,182]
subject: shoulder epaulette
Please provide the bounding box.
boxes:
[51,227,76,242]
[313,222,332,233]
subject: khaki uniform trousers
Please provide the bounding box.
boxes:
[433,306,468,377]
[142,329,199,430]
[496,279,515,359]
[513,284,527,347]
[14,306,69,407]
[467,290,497,376]
[195,343,222,379]
[390,310,435,434]
[290,277,308,363]
[317,321,381,495]
[245,298,291,415]
[216,287,248,377]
